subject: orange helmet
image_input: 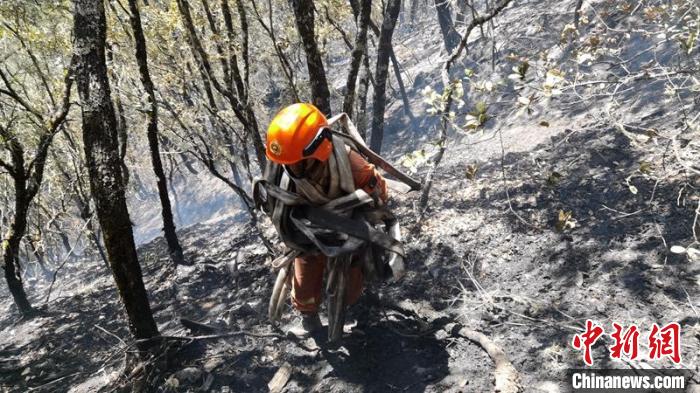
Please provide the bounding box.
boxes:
[266,103,332,165]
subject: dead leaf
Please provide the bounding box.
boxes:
[555,210,576,231]
[466,164,479,180]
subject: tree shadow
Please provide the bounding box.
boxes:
[318,320,451,393]
[437,125,698,304]
[408,123,699,380]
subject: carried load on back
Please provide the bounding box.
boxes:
[252,103,420,341]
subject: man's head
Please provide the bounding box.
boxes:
[266,104,332,172]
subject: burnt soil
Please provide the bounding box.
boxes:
[1,120,699,393]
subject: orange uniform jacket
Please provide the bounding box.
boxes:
[291,150,388,313]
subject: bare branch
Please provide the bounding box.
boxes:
[0,69,44,121]
[444,0,514,73]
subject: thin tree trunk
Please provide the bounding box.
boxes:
[343,0,372,118]
[365,17,411,120]
[356,53,371,140]
[89,223,110,269]
[73,0,159,348]
[1,133,41,316]
[176,0,266,173]
[435,0,460,53]
[127,0,187,266]
[420,0,513,213]
[28,234,50,275]
[369,0,401,154]
[290,0,332,115]
[2,190,33,315]
[390,50,414,120]
[113,82,130,186]
[0,64,72,317]
[166,165,184,225]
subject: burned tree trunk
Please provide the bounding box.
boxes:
[356,54,371,139]
[365,15,413,121]
[73,0,159,346]
[343,0,371,118]
[390,50,415,120]
[2,176,33,315]
[435,0,460,53]
[369,0,401,154]
[127,0,187,266]
[290,0,332,115]
[0,66,72,316]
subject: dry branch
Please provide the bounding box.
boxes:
[419,0,513,214]
[451,325,522,393]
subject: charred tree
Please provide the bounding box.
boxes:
[343,0,372,118]
[51,148,111,269]
[73,0,159,347]
[363,7,414,136]
[389,50,414,120]
[356,55,371,140]
[0,66,73,317]
[127,0,187,266]
[1,160,36,316]
[364,15,413,121]
[290,0,332,115]
[435,0,460,53]
[369,0,401,154]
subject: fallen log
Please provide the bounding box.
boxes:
[447,323,522,393]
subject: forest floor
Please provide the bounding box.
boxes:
[1,116,698,392]
[2,0,700,391]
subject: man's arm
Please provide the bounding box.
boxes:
[348,150,388,203]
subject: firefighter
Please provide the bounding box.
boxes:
[265,103,389,334]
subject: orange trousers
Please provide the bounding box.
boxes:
[291,253,364,313]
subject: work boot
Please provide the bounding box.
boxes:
[288,312,323,338]
[301,312,323,334]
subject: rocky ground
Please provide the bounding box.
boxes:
[1,0,700,391]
